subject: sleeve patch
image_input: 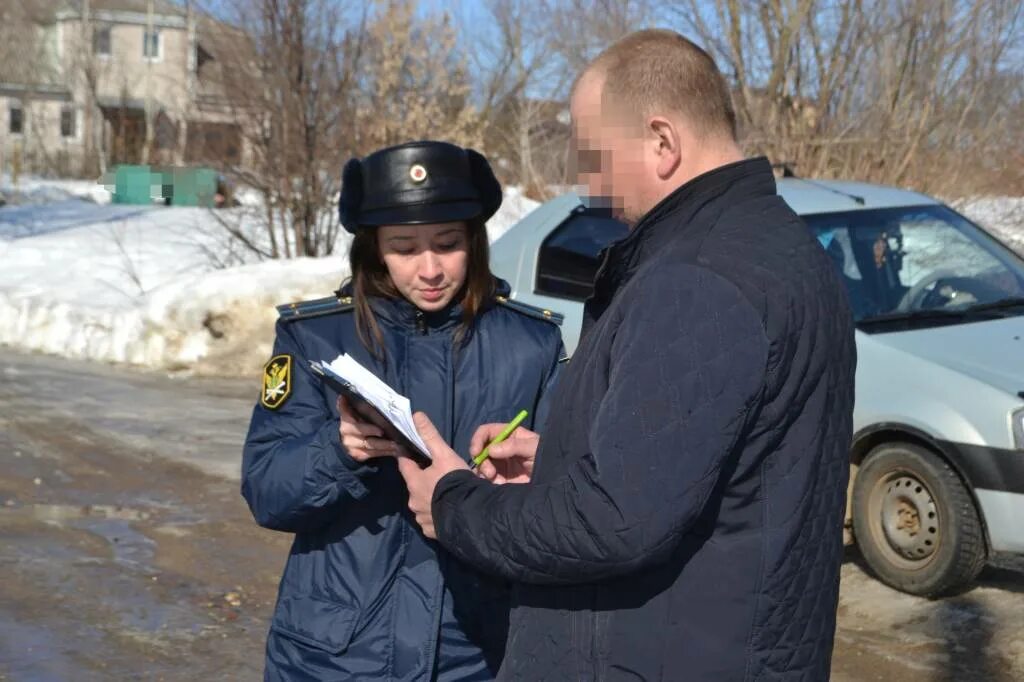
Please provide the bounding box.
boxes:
[261,354,293,409]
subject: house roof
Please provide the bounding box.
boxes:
[66,0,186,17]
[3,0,252,108]
[11,0,67,24]
[3,0,61,24]
[0,2,64,88]
[191,15,257,105]
[12,0,188,26]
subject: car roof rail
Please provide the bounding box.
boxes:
[774,162,866,206]
[772,162,798,178]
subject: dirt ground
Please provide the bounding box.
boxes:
[1,350,1022,681]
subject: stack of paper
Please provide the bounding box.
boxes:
[314,354,431,459]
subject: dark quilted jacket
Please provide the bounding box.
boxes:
[431,158,857,681]
[242,281,564,681]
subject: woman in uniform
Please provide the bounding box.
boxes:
[242,140,565,681]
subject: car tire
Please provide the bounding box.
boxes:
[852,442,987,597]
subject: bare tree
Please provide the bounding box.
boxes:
[0,5,52,85]
[465,0,652,195]
[210,0,482,260]
[467,0,566,196]
[355,0,482,153]
[65,0,119,176]
[0,3,67,177]
[547,0,653,74]
[210,0,368,259]
[671,0,1024,196]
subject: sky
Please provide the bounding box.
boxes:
[193,0,586,100]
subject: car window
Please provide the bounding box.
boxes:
[536,210,629,301]
[899,215,1004,282]
[805,204,1024,325]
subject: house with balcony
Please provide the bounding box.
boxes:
[0,0,251,177]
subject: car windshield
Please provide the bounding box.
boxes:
[804,204,1024,330]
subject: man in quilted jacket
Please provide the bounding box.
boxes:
[398,29,857,681]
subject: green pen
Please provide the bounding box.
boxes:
[472,409,529,468]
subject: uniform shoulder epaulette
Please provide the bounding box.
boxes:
[494,295,563,326]
[277,294,355,322]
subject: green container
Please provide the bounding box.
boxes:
[111,165,161,205]
[169,167,219,207]
[109,165,218,207]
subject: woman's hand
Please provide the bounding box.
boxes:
[470,423,540,485]
[337,396,399,462]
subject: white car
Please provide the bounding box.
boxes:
[490,180,1024,596]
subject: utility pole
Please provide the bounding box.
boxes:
[141,0,155,165]
[82,0,92,176]
[178,0,195,166]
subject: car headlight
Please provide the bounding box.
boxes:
[1013,407,1024,450]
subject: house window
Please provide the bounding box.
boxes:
[93,26,111,56]
[9,104,23,135]
[195,43,213,74]
[143,31,161,60]
[60,106,76,138]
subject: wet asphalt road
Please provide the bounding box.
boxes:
[0,350,288,680]
[0,349,1022,681]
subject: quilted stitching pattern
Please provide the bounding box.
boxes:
[433,159,856,681]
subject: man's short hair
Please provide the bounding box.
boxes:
[584,29,737,141]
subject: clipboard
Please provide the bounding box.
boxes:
[310,361,432,468]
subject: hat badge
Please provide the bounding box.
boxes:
[409,164,427,184]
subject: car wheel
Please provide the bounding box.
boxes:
[852,442,987,596]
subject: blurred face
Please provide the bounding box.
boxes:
[570,71,659,226]
[378,222,469,312]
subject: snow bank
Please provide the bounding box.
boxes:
[0,201,349,374]
[0,182,539,375]
[488,187,540,242]
[1,174,112,206]
[957,197,1024,255]
[9,175,1013,378]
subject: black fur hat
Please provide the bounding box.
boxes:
[339,141,503,234]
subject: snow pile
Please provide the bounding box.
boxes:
[957,197,1024,255]
[0,201,350,374]
[488,187,540,242]
[136,256,349,373]
[14,179,1019,378]
[0,183,539,375]
[1,174,113,206]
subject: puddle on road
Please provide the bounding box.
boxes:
[29,503,150,522]
[84,518,158,573]
[0,614,84,681]
[2,503,220,678]
[0,600,208,681]
[25,504,159,575]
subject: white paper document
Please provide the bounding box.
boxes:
[311,353,431,459]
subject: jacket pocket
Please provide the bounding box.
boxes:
[270,594,360,655]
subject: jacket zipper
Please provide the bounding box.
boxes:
[594,245,614,284]
[418,311,454,680]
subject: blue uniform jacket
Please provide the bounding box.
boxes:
[242,281,564,681]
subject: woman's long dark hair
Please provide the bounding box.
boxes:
[347,219,494,358]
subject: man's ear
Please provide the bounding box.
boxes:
[649,116,682,180]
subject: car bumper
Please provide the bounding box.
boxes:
[976,490,1024,553]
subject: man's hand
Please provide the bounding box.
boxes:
[396,412,470,539]
[470,423,539,485]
